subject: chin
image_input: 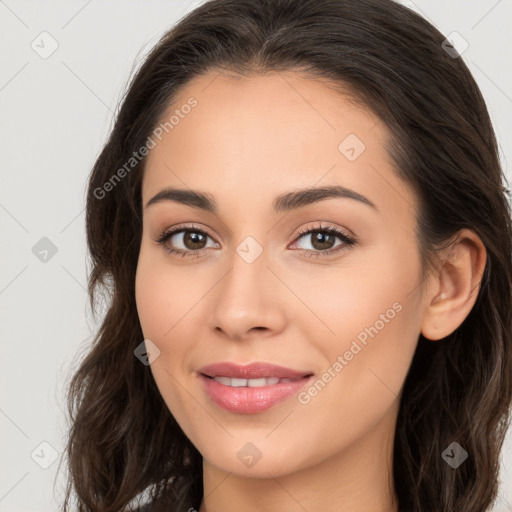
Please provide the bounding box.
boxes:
[198,438,311,479]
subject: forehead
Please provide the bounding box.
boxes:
[141,70,414,221]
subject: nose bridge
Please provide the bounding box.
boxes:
[209,234,286,338]
[220,236,272,309]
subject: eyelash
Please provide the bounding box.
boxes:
[154,222,356,259]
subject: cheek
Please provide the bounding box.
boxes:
[135,244,199,342]
[294,238,423,409]
[134,244,212,400]
[135,249,201,423]
[292,236,422,349]
[135,263,170,341]
[291,282,421,466]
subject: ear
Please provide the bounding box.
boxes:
[421,229,487,341]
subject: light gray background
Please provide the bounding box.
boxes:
[1,1,511,511]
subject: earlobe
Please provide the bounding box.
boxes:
[421,229,487,341]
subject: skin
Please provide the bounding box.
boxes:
[135,70,486,512]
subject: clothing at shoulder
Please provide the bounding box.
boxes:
[133,503,153,512]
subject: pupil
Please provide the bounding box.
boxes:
[313,231,334,250]
[185,231,206,249]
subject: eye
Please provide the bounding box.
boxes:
[154,222,356,259]
[155,224,219,258]
[289,222,356,259]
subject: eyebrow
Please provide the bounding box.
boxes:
[144,185,379,213]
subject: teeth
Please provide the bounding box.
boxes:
[229,377,251,387]
[213,376,234,386]
[212,376,297,387]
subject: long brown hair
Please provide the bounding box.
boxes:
[58,1,512,511]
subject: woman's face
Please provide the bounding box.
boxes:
[135,70,428,478]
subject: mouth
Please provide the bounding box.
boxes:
[198,361,314,381]
[198,365,314,414]
[200,374,312,387]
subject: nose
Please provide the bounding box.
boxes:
[208,244,287,341]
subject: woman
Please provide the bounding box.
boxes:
[59,0,512,511]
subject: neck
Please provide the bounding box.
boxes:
[198,401,399,512]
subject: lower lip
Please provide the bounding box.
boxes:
[199,374,313,414]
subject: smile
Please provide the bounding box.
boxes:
[199,373,314,414]
[208,376,302,387]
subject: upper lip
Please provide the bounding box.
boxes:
[198,362,314,379]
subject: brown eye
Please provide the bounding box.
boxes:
[309,230,337,250]
[155,225,219,257]
[181,230,208,250]
[291,223,356,259]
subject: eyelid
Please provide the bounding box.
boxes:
[291,222,356,244]
[154,221,356,258]
[155,222,354,242]
[155,222,218,243]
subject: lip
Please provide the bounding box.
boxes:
[198,361,313,379]
[197,362,314,414]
